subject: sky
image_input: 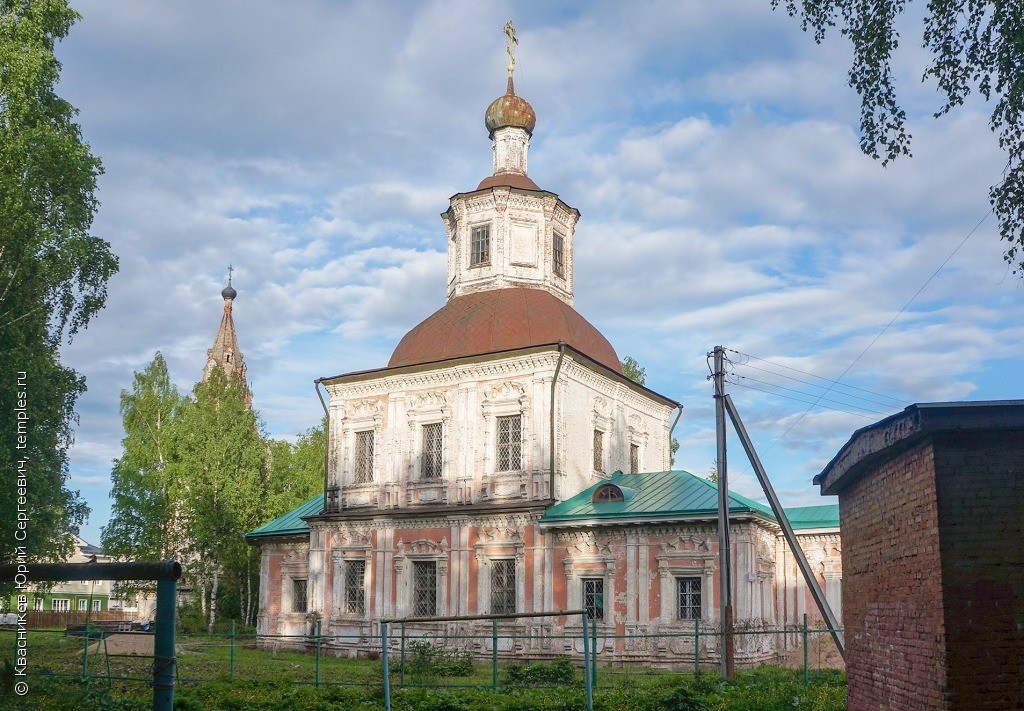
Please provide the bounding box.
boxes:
[53,1,1022,546]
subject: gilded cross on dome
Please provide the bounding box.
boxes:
[503,21,517,79]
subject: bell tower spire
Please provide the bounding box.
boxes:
[203,266,251,402]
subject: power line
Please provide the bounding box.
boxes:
[727,350,906,406]
[726,207,991,465]
[728,380,880,420]
[729,374,890,416]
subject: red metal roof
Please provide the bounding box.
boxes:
[389,287,622,373]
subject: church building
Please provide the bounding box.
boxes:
[247,48,842,666]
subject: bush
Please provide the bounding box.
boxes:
[505,659,576,685]
[396,641,474,679]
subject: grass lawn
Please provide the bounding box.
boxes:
[1,629,845,710]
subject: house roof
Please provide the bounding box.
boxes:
[539,470,773,525]
[245,473,839,540]
[388,287,622,374]
[244,495,324,540]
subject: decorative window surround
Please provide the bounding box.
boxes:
[330,538,372,620]
[394,538,449,618]
[481,383,530,496]
[562,534,616,630]
[656,551,715,624]
[474,525,526,616]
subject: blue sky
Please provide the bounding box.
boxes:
[54,1,1022,545]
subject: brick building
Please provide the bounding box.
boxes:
[815,401,1024,710]
[246,58,843,666]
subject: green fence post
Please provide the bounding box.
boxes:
[400,622,406,688]
[590,614,598,689]
[229,619,236,680]
[315,619,322,687]
[492,618,499,689]
[381,621,391,711]
[802,613,809,685]
[581,612,593,711]
[694,617,700,674]
[82,618,90,682]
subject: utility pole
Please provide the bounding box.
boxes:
[712,346,734,678]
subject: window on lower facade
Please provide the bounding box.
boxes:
[413,561,437,617]
[470,224,491,266]
[421,422,443,479]
[33,598,42,611]
[293,579,308,613]
[593,430,604,472]
[354,430,374,484]
[344,560,366,615]
[582,578,604,621]
[630,443,640,474]
[52,599,70,612]
[490,559,516,615]
[676,577,701,620]
[92,599,102,612]
[495,415,522,472]
[77,599,88,611]
[553,232,565,277]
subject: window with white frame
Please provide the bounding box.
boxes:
[593,430,605,473]
[77,599,88,611]
[412,561,437,617]
[630,443,640,474]
[582,578,604,621]
[33,598,42,611]
[353,430,374,484]
[490,559,516,615]
[553,232,565,276]
[344,560,366,615]
[470,224,490,266]
[52,599,70,612]
[292,579,308,613]
[676,577,701,620]
[92,599,102,612]
[495,415,521,472]
[421,422,443,479]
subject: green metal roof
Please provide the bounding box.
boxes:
[781,504,840,530]
[245,474,840,540]
[245,495,324,540]
[540,470,774,524]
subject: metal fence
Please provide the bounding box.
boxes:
[4,614,842,709]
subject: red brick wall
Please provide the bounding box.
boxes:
[934,431,1024,710]
[839,439,949,710]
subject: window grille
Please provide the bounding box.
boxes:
[630,443,640,474]
[354,430,374,484]
[553,233,565,276]
[490,559,516,615]
[496,415,521,471]
[593,430,604,472]
[293,579,308,613]
[421,422,443,478]
[344,560,366,615]
[582,578,604,620]
[593,484,623,503]
[676,577,701,620]
[413,561,437,617]
[470,225,491,266]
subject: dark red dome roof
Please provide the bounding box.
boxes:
[389,288,622,373]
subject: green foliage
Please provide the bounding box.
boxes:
[101,353,186,586]
[396,641,474,679]
[773,0,1024,272]
[505,659,576,685]
[620,356,647,386]
[0,0,118,566]
[266,418,326,511]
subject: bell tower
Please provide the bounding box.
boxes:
[441,22,579,306]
